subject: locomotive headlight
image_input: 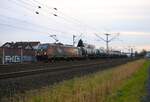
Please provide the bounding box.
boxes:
[44,52,47,55]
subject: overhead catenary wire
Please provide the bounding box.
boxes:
[15,0,55,15]
[17,0,37,9]
[27,0,99,32]
[0,22,75,44]
[26,0,102,43]
[14,0,78,25]
[95,33,120,53]
[0,22,63,44]
[7,0,55,17]
[11,0,87,34]
[3,0,114,45]
[7,0,36,14]
[0,1,83,43]
[7,0,108,35]
[0,14,70,34]
[3,0,82,34]
[0,22,49,34]
[7,0,101,37]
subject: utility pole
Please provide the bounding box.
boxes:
[131,48,133,57]
[21,48,23,63]
[105,33,111,53]
[73,35,76,47]
[2,47,5,64]
[128,46,134,57]
[95,33,119,53]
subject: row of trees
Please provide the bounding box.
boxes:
[135,49,147,57]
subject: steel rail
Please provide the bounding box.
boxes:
[0,61,110,79]
[0,59,106,74]
[0,58,134,80]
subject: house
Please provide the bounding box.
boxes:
[0,41,40,64]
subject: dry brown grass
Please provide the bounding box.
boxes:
[6,59,145,102]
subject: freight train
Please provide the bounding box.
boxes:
[36,42,127,62]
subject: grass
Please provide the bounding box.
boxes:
[4,59,149,102]
[106,60,150,102]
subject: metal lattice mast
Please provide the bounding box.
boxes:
[95,33,119,53]
[73,35,76,46]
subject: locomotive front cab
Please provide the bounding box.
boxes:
[36,44,49,61]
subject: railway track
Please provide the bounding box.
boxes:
[0,60,118,79]
[0,59,105,74]
[0,60,110,79]
[0,58,134,80]
[0,58,137,100]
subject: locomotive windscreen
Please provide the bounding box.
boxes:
[37,44,49,51]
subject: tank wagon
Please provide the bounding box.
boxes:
[36,43,127,62]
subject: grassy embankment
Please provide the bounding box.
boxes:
[106,59,149,102]
[7,59,149,102]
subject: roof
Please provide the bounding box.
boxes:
[1,41,40,50]
[16,41,40,47]
[13,42,33,49]
[1,42,14,48]
[39,43,75,48]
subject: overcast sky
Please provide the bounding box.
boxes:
[0,0,150,52]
